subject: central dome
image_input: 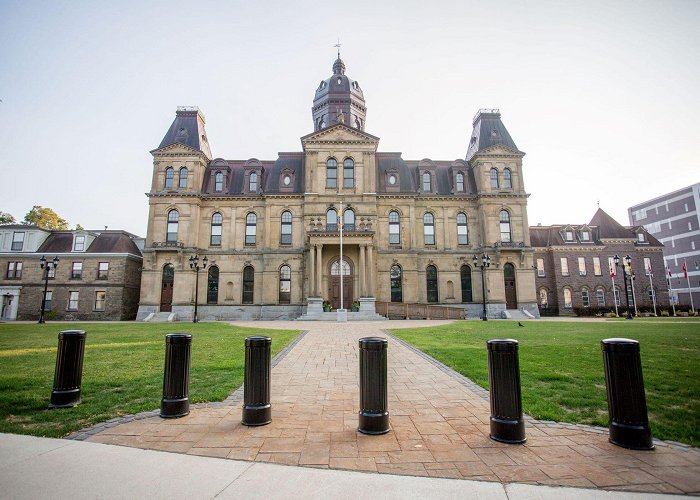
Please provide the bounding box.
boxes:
[312,57,367,131]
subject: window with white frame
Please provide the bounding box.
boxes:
[455,172,464,192]
[643,257,651,276]
[560,257,569,276]
[44,290,53,311]
[6,262,22,279]
[68,291,79,310]
[536,258,545,277]
[98,262,109,279]
[280,211,292,245]
[245,213,257,245]
[581,231,590,241]
[71,262,82,279]
[578,257,586,276]
[638,232,645,242]
[581,287,590,307]
[499,210,511,242]
[422,172,431,192]
[565,230,574,241]
[593,257,602,276]
[166,210,179,243]
[389,210,400,244]
[456,212,468,245]
[94,291,106,311]
[249,172,258,192]
[614,287,621,306]
[596,288,605,306]
[563,288,572,308]
[539,288,548,307]
[11,232,24,251]
[214,171,223,192]
[423,213,435,245]
[74,235,85,251]
[210,213,223,246]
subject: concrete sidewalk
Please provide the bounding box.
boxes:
[0,433,689,499]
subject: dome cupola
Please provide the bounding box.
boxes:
[312,56,367,131]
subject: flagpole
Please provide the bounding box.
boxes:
[667,263,676,317]
[648,267,657,316]
[611,264,619,318]
[631,273,639,317]
[685,258,695,312]
[337,199,346,323]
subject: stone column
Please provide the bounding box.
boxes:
[359,244,366,297]
[316,244,323,298]
[309,244,316,296]
[367,245,375,297]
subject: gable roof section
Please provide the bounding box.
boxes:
[300,123,380,143]
[589,208,635,239]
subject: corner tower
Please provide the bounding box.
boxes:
[312,57,367,131]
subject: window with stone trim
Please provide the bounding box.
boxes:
[390,264,403,303]
[503,168,512,189]
[456,172,465,192]
[581,287,590,307]
[210,213,223,246]
[593,257,602,276]
[326,158,337,188]
[460,265,472,302]
[457,212,468,245]
[207,266,219,304]
[94,291,106,311]
[423,213,435,245]
[280,211,292,245]
[279,265,291,304]
[6,262,22,279]
[343,158,354,188]
[98,262,109,279]
[164,167,174,188]
[490,168,499,189]
[560,258,569,276]
[578,257,586,276]
[44,290,53,311]
[242,266,254,304]
[563,288,572,308]
[499,210,511,242]
[167,210,179,243]
[71,262,83,279]
[536,258,545,277]
[249,172,258,192]
[389,210,400,245]
[214,171,223,192]
[343,208,355,232]
[245,213,257,246]
[539,288,548,307]
[68,291,79,310]
[422,172,431,192]
[179,167,188,188]
[426,265,439,303]
[596,288,605,306]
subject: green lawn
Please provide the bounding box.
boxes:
[391,319,700,446]
[0,323,300,438]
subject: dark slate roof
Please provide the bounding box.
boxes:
[156,107,212,158]
[37,231,142,256]
[376,153,416,192]
[264,153,305,193]
[465,109,521,161]
[376,154,475,195]
[313,58,365,102]
[529,226,553,247]
[589,208,635,239]
[38,233,74,253]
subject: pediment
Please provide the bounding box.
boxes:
[301,123,380,145]
[151,142,203,156]
[474,144,523,157]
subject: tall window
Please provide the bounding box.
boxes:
[456,172,464,192]
[536,258,545,277]
[179,167,188,188]
[581,231,590,241]
[326,158,337,188]
[343,208,355,231]
[593,257,602,276]
[460,265,472,302]
[499,210,511,242]
[6,262,22,279]
[423,213,435,245]
[578,257,586,276]
[98,262,109,279]
[245,213,257,245]
[281,211,292,245]
[596,288,605,306]
[166,210,179,243]
[207,266,219,304]
[68,291,79,310]
[11,232,24,251]
[560,258,569,276]
[422,172,431,192]
[242,266,254,304]
[456,212,468,245]
[563,288,572,309]
[643,257,651,275]
[503,168,512,189]
[279,265,291,304]
[71,262,83,279]
[94,291,106,311]
[389,210,400,244]
[74,235,85,251]
[215,171,223,192]
[326,208,338,231]
[490,168,499,189]
[426,265,439,303]
[164,167,174,188]
[249,172,258,192]
[44,291,53,311]
[210,213,223,246]
[539,288,548,307]
[582,287,590,307]
[343,158,354,188]
[390,264,403,302]
[614,286,621,306]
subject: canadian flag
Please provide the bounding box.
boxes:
[609,265,616,278]
[647,261,653,276]
[683,259,688,279]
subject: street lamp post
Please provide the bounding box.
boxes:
[189,254,208,323]
[614,254,633,320]
[38,256,59,324]
[473,254,491,321]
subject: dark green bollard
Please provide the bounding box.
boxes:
[487,338,526,444]
[160,333,192,418]
[358,337,390,435]
[242,336,272,426]
[49,330,87,409]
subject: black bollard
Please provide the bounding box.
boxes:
[242,336,272,426]
[487,339,526,443]
[160,333,192,418]
[358,337,390,435]
[49,330,87,409]
[601,338,654,450]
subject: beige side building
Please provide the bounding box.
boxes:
[136,57,538,320]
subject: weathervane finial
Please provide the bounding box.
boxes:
[334,38,341,59]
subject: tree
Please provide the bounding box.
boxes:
[0,211,16,225]
[23,206,69,230]
[75,223,84,230]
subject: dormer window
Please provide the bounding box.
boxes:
[638,232,646,243]
[74,235,86,252]
[249,172,258,192]
[215,171,223,192]
[11,232,24,251]
[422,172,431,192]
[581,231,590,241]
[565,231,574,241]
[456,172,464,192]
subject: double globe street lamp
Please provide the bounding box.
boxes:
[38,256,59,324]
[614,254,634,320]
[189,254,208,323]
[473,253,491,321]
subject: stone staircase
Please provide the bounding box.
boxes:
[143,312,178,323]
[501,309,532,320]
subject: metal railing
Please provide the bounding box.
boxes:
[376,302,465,320]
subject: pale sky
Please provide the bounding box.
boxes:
[1,0,698,237]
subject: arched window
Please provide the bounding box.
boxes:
[215,171,223,192]
[280,210,292,245]
[426,265,439,303]
[249,172,258,192]
[164,167,174,189]
[389,210,400,244]
[563,288,573,309]
[245,213,257,245]
[499,210,511,242]
[210,212,222,246]
[207,266,219,304]
[460,265,472,302]
[179,167,188,189]
[613,286,621,307]
[422,172,431,192]
[423,213,435,245]
[331,259,351,276]
[326,208,338,231]
[390,264,403,302]
[456,172,464,192]
[343,208,355,231]
[242,266,254,304]
[503,168,512,189]
[343,158,354,188]
[539,288,548,307]
[596,287,605,306]
[490,168,499,189]
[457,212,468,245]
[326,158,337,188]
[279,265,291,304]
[166,210,179,242]
[582,287,590,308]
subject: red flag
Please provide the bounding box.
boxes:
[682,259,688,279]
[647,261,653,276]
[609,265,616,278]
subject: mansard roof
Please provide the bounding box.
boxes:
[465,109,522,161]
[37,231,142,256]
[155,107,212,159]
[376,154,476,195]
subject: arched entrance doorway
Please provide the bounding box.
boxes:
[160,264,174,312]
[504,263,517,309]
[329,258,352,310]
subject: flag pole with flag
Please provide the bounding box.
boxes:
[648,260,657,316]
[610,261,619,317]
[683,258,695,312]
[667,263,676,316]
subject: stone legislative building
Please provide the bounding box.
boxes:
[136,57,538,320]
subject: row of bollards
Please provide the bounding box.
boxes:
[48,330,653,450]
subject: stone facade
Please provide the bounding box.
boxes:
[137,57,539,321]
[0,226,143,321]
[531,209,669,316]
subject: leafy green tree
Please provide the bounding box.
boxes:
[0,211,16,225]
[23,206,69,230]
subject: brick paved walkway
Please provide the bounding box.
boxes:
[86,321,700,495]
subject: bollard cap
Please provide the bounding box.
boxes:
[58,330,86,340]
[359,337,388,350]
[487,338,518,351]
[245,336,272,347]
[601,338,639,353]
[166,333,192,344]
